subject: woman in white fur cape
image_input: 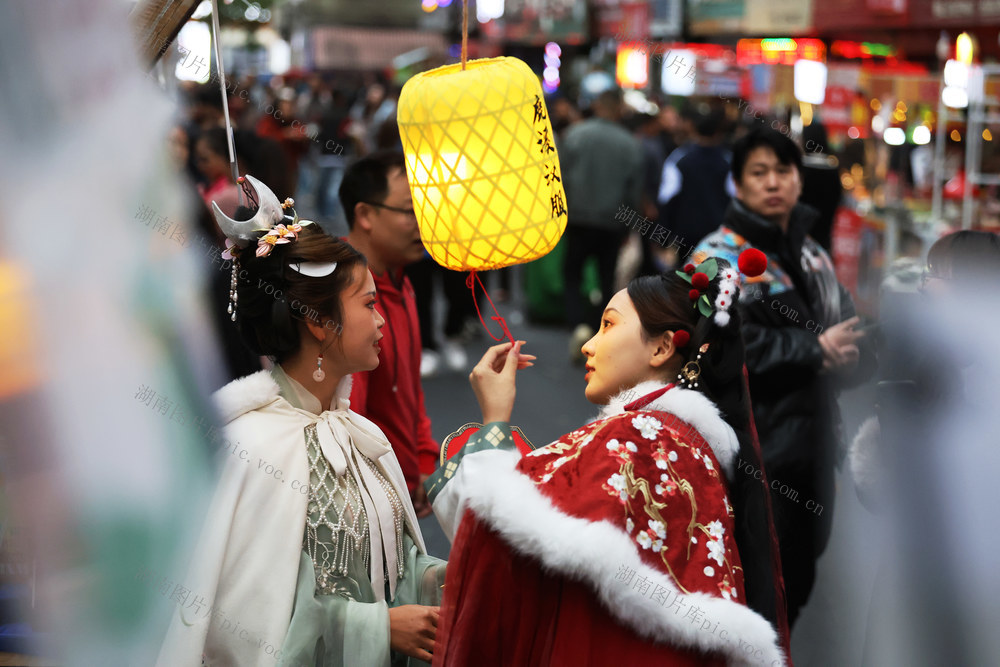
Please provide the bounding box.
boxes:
[426,256,791,666]
[158,180,444,667]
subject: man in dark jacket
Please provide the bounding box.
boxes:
[559,89,643,359]
[692,128,875,626]
[657,106,733,258]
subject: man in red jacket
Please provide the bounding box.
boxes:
[342,150,439,516]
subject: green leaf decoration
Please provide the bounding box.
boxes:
[698,294,714,318]
[675,270,693,284]
[697,258,719,281]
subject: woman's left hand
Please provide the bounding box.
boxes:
[469,341,535,424]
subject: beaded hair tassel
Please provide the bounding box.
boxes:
[227,257,239,322]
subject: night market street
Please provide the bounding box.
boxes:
[4,0,1000,664]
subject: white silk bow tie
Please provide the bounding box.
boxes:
[314,408,413,601]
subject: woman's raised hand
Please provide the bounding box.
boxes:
[469,341,535,424]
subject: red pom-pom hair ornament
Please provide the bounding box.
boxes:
[672,330,690,348]
[688,288,700,301]
[691,272,710,290]
[737,248,767,277]
[683,263,696,275]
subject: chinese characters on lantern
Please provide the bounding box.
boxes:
[532,95,567,220]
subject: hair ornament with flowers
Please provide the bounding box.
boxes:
[212,174,338,321]
[676,248,768,327]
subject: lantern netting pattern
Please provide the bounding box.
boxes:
[397,57,568,272]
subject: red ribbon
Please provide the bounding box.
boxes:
[466,271,515,345]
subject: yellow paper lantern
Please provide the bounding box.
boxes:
[397,57,567,272]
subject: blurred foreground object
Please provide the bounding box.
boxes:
[129,0,202,70]
[0,0,224,663]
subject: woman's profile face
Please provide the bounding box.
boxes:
[336,265,385,374]
[581,288,663,405]
[194,137,228,182]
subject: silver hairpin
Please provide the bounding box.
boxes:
[212,174,284,247]
[288,261,338,277]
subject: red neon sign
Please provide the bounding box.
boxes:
[831,40,898,60]
[737,38,826,66]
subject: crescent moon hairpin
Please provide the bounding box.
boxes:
[212,174,284,247]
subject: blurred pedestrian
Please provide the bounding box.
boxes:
[634,112,666,219]
[173,126,262,383]
[549,95,581,138]
[657,106,734,261]
[185,84,225,133]
[692,127,876,627]
[193,127,240,217]
[631,111,667,277]
[406,256,476,378]
[342,151,440,517]
[311,87,356,224]
[559,88,643,360]
[880,229,925,296]
[799,122,841,252]
[347,82,397,156]
[234,128,294,207]
[656,103,679,160]
[255,87,309,193]
[854,230,1000,667]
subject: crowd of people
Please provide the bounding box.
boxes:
[158,70,1000,666]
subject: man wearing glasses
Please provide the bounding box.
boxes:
[343,150,440,518]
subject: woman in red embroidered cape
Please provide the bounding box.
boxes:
[425,258,790,666]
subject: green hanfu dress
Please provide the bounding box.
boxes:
[270,367,446,667]
[160,367,445,667]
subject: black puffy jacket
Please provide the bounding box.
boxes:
[693,201,876,483]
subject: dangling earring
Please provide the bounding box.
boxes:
[312,353,326,382]
[676,344,709,389]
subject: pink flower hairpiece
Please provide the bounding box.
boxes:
[256,222,304,258]
[221,237,240,261]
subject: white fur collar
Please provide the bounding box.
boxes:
[594,381,740,477]
[213,368,354,425]
[453,448,785,667]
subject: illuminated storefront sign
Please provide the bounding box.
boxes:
[830,40,898,59]
[616,45,649,88]
[736,38,826,66]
